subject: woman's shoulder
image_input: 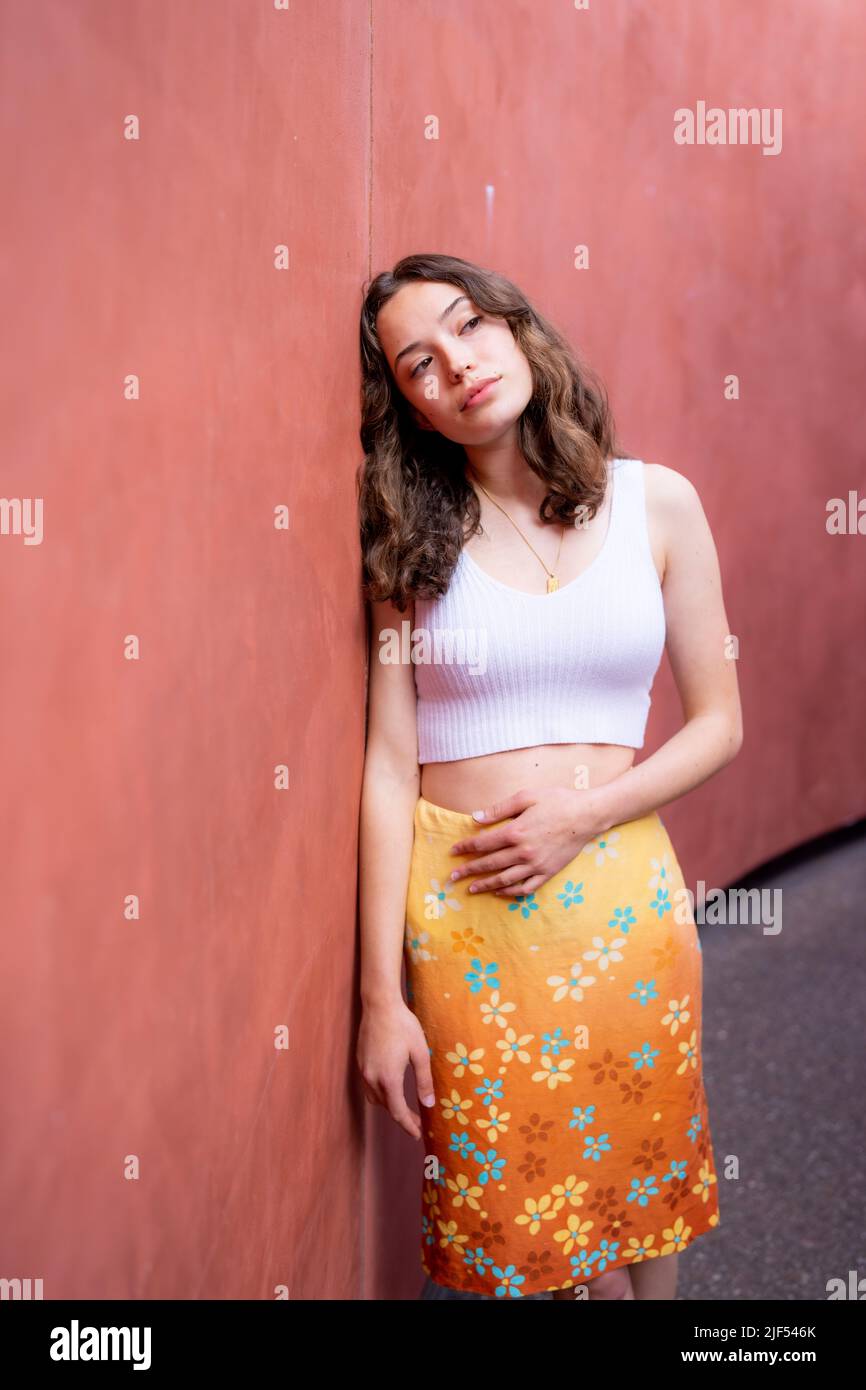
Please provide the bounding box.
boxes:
[642,460,705,522]
[642,459,699,500]
[641,462,710,583]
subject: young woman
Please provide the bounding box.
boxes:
[355,253,742,1302]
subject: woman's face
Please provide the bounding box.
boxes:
[376,279,534,446]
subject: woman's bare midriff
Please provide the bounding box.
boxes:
[419,742,635,816]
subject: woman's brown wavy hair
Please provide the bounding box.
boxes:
[357,253,630,612]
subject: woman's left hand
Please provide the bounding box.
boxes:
[447,786,606,897]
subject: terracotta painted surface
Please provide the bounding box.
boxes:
[0,0,369,1301]
[1,1,863,1304]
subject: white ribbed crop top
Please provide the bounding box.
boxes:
[412,458,666,763]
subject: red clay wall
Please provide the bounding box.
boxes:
[1,1,862,1303]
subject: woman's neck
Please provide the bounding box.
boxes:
[464,449,547,510]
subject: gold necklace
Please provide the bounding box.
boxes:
[473,479,566,593]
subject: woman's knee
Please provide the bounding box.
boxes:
[587,1266,632,1300]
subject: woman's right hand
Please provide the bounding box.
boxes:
[356,999,437,1141]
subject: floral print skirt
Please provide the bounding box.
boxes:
[403,794,721,1297]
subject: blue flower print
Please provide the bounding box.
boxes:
[493,1264,525,1297]
[589,1238,620,1272]
[449,1131,478,1160]
[629,978,659,1006]
[687,1113,703,1143]
[557,880,584,908]
[463,1246,495,1276]
[582,1132,612,1162]
[474,1076,504,1105]
[626,1175,659,1206]
[508,892,539,919]
[540,1028,571,1057]
[650,888,672,919]
[609,905,637,934]
[569,1104,597,1132]
[474,1148,506,1185]
[569,1250,597,1280]
[433,1164,448,1191]
[662,1159,688,1184]
[630,1042,660,1071]
[464,958,500,993]
[422,1212,436,1246]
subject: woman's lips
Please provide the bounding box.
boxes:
[463,378,498,410]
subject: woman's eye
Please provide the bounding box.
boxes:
[409,317,482,378]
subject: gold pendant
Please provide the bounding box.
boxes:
[547,575,559,593]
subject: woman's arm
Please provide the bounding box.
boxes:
[586,462,744,831]
[359,596,421,1006]
[356,597,436,1140]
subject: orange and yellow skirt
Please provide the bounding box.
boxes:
[404,794,721,1297]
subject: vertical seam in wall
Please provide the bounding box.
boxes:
[367,0,374,284]
[358,0,374,1304]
